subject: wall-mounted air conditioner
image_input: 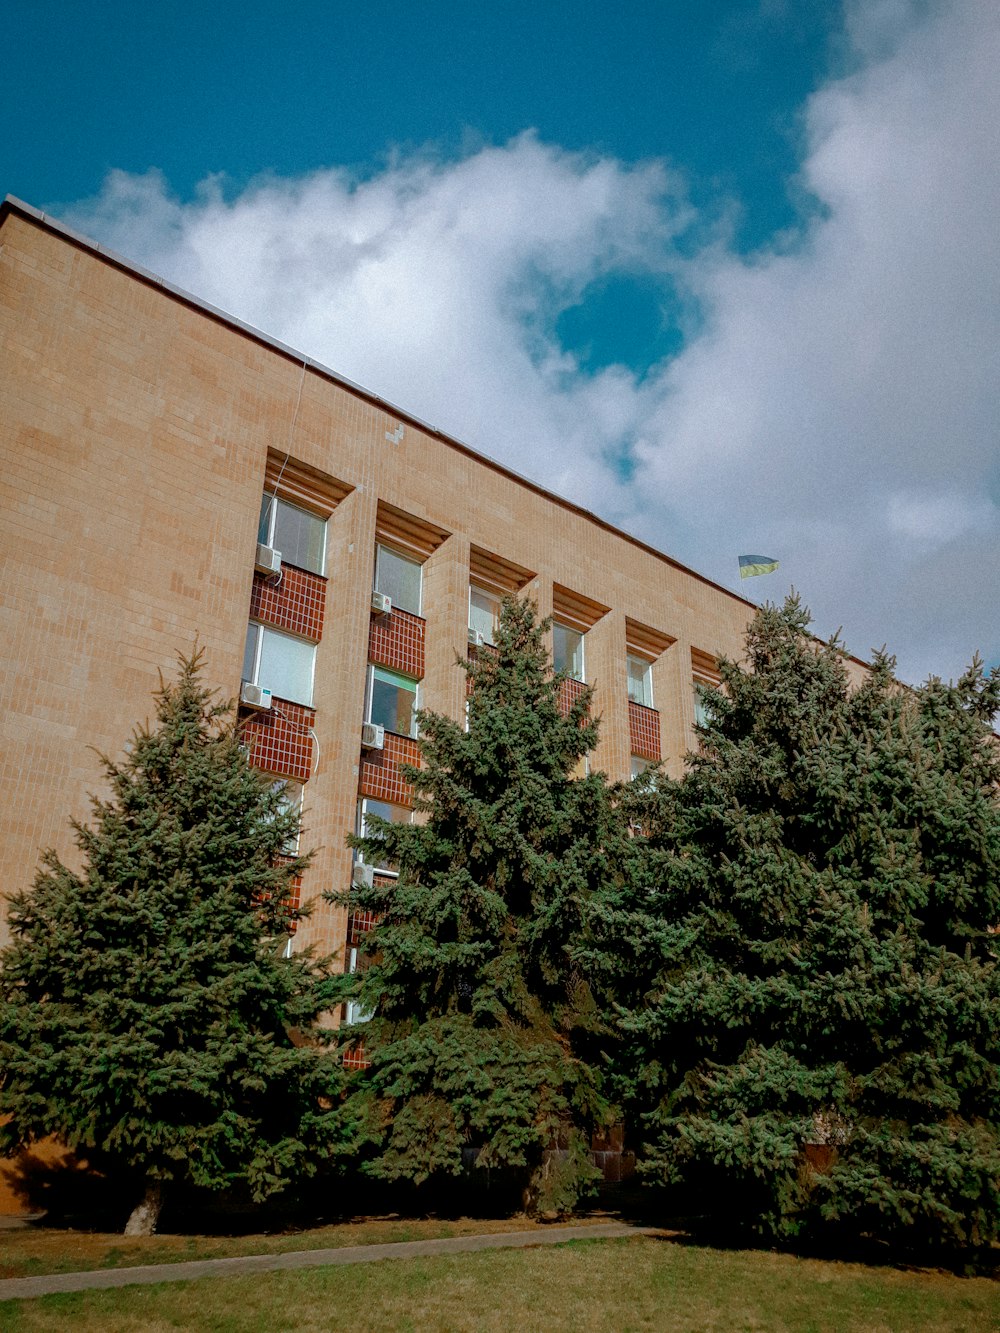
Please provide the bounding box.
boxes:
[371,591,392,615]
[255,544,282,575]
[240,681,272,710]
[352,862,375,888]
[361,723,385,750]
[468,628,484,646]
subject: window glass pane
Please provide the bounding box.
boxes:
[375,546,422,615]
[358,798,410,870]
[693,687,709,729]
[346,947,375,1024]
[553,623,584,680]
[256,625,315,706]
[242,622,260,684]
[273,498,326,575]
[257,495,272,546]
[469,587,501,645]
[627,654,653,707]
[270,779,302,855]
[369,666,417,735]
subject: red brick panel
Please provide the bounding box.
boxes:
[359,732,419,805]
[274,855,302,923]
[239,698,315,781]
[255,860,302,933]
[557,676,589,717]
[465,642,497,695]
[628,700,661,761]
[285,874,302,930]
[348,907,383,943]
[341,1044,370,1071]
[369,608,425,678]
[249,566,326,641]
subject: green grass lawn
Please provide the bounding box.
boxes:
[3,1235,999,1332]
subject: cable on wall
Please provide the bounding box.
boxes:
[260,357,308,533]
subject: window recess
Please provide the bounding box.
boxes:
[374,545,423,616]
[243,621,316,707]
[366,665,418,737]
[356,797,411,873]
[551,584,609,683]
[552,622,585,681]
[626,654,654,708]
[469,586,502,646]
[268,779,303,855]
[258,494,328,576]
[691,647,722,730]
[345,947,374,1025]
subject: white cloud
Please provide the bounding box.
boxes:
[63,0,1000,685]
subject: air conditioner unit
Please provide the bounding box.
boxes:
[255,544,282,575]
[468,628,485,646]
[352,862,374,888]
[361,722,385,750]
[371,591,392,615]
[240,681,272,710]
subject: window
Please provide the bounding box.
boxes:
[630,756,652,780]
[367,665,418,736]
[374,545,422,615]
[270,779,302,855]
[345,946,374,1025]
[627,655,654,707]
[243,622,316,707]
[258,494,327,576]
[693,686,710,729]
[553,622,584,681]
[357,797,411,872]
[469,586,502,646]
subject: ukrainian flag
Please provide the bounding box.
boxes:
[739,554,779,579]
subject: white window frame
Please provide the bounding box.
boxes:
[627,654,654,708]
[374,543,423,616]
[553,622,585,682]
[469,585,502,646]
[243,620,317,708]
[258,493,328,576]
[346,946,374,1025]
[365,664,419,738]
[268,778,303,855]
[356,797,411,876]
[693,684,710,729]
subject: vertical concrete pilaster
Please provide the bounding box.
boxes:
[587,609,630,781]
[299,484,378,960]
[655,638,692,779]
[422,533,472,725]
[526,573,554,657]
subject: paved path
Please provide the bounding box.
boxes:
[0,1221,661,1301]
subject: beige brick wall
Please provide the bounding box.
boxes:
[0,202,758,956]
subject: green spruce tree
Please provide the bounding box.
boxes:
[0,652,342,1235]
[603,596,1000,1248]
[339,598,618,1213]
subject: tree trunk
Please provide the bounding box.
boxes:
[124,1180,164,1236]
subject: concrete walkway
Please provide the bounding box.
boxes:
[0,1221,661,1302]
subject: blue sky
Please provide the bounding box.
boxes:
[5,1,999,684]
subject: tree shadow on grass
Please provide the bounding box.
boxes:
[597,1176,1000,1279]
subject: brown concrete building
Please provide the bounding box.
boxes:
[0,193,756,970]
